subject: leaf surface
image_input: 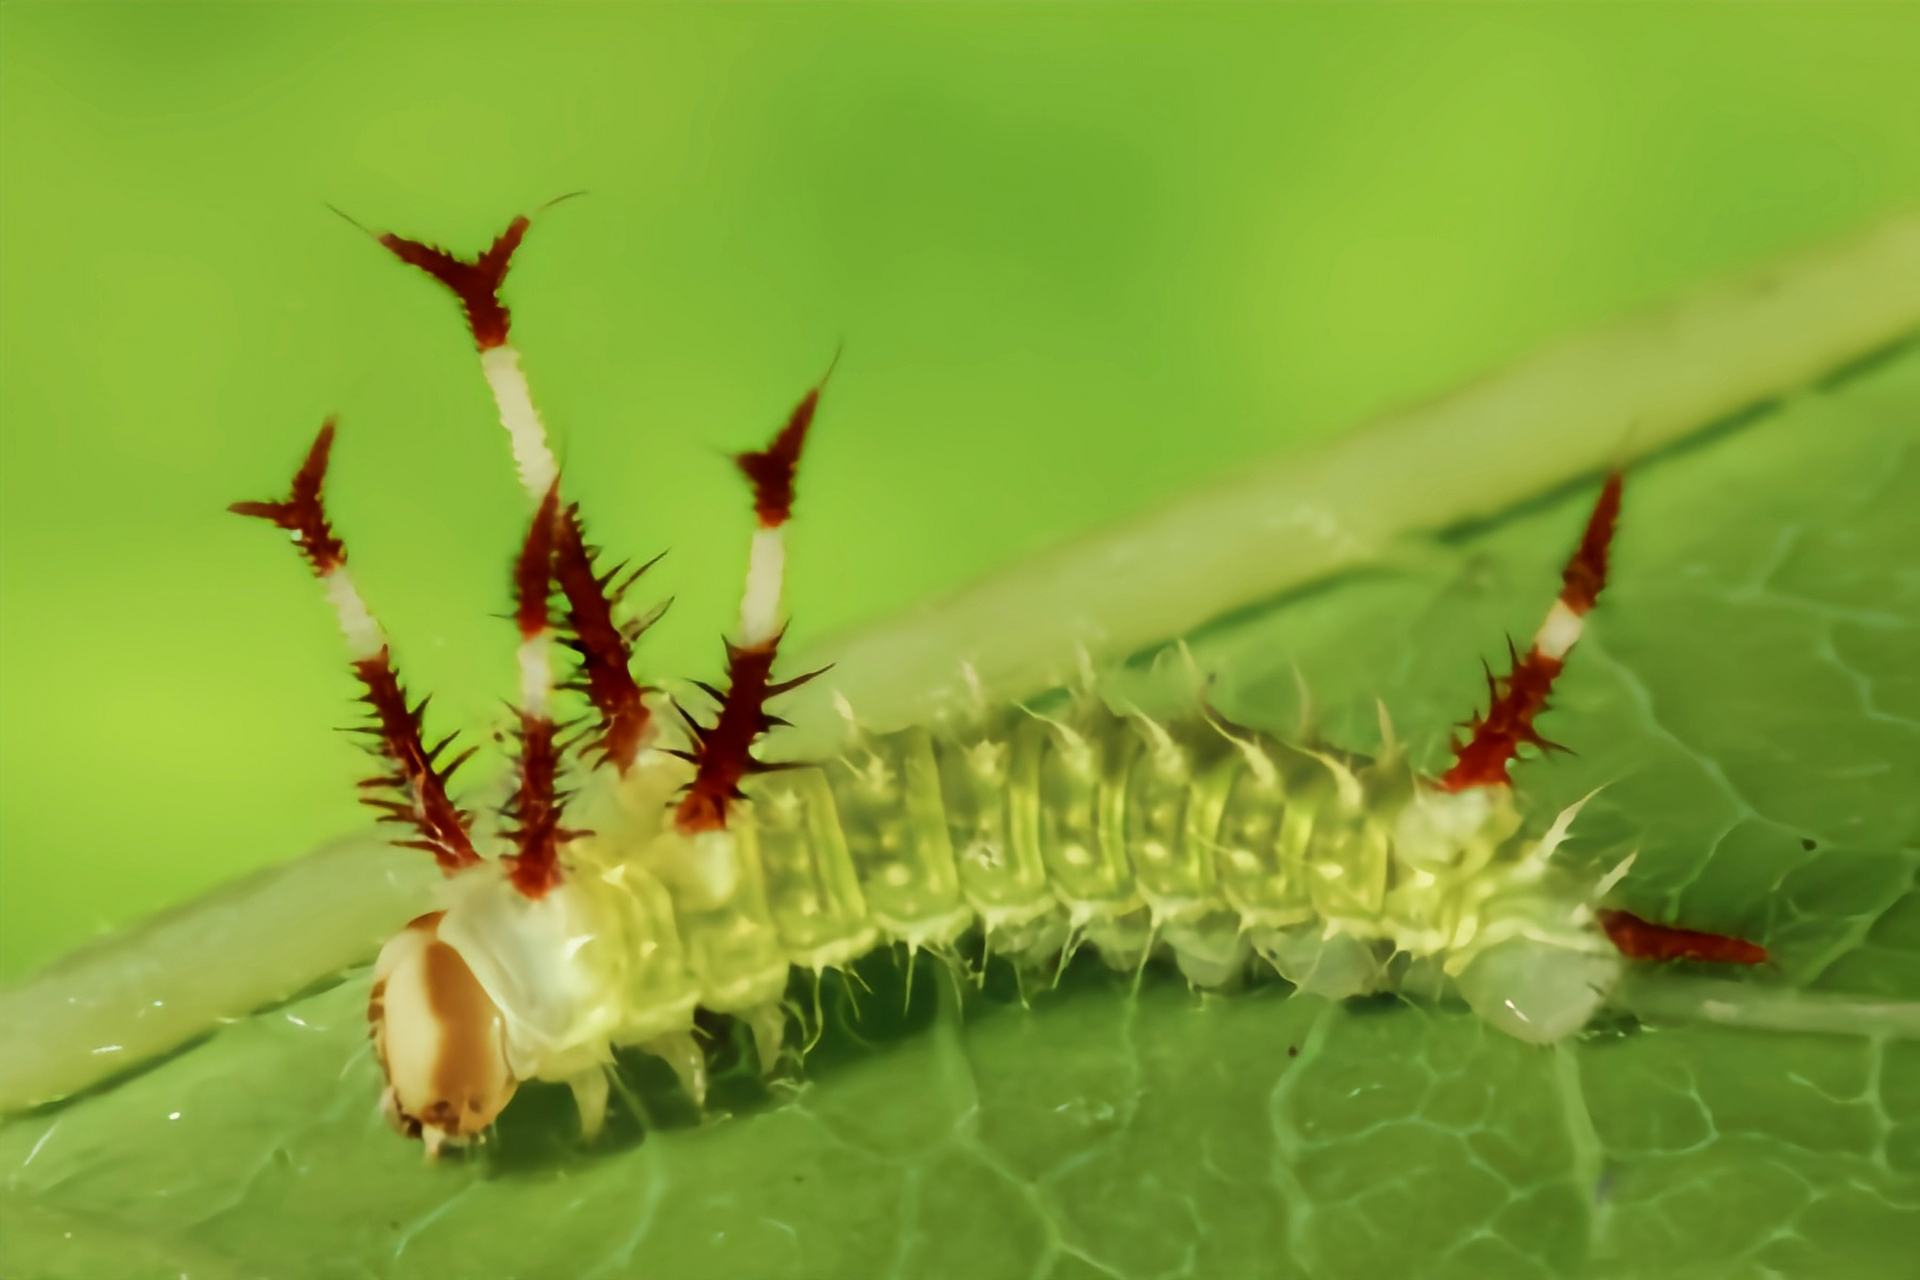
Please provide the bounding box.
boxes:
[3,349,1916,1280]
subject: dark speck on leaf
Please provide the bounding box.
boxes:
[1288,1046,1299,1058]
[1802,837,1818,850]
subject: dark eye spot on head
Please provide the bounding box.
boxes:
[1288,1046,1299,1058]
[1801,838,1818,851]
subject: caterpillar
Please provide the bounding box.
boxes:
[234,206,1767,1159]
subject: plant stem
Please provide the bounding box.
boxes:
[785,216,1920,752]
[1613,969,1920,1041]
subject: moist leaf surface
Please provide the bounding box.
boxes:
[3,353,1916,1279]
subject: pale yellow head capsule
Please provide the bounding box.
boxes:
[369,912,518,1157]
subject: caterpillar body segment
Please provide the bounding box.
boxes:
[242,208,1772,1155]
[421,687,1618,1150]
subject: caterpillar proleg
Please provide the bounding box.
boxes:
[236,207,1769,1157]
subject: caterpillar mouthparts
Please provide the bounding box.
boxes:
[236,205,1763,1156]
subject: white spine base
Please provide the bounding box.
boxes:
[739,528,787,648]
[480,345,559,500]
[516,634,552,715]
[322,568,385,660]
[1533,598,1586,661]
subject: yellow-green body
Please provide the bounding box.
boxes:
[434,699,1621,1122]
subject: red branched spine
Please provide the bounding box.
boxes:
[553,503,658,773]
[502,485,571,898]
[351,656,483,873]
[1441,643,1566,791]
[379,217,529,351]
[1440,473,1624,791]
[1560,472,1623,613]
[504,710,567,898]
[671,371,836,832]
[671,637,823,834]
[232,419,481,874]
[735,383,822,529]
[515,483,560,641]
[1598,909,1769,965]
[228,419,346,574]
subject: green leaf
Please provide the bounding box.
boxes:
[3,297,1916,1278]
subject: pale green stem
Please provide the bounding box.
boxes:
[1614,969,1920,1041]
[784,215,1920,752]
[5,215,1920,1112]
[0,836,440,1112]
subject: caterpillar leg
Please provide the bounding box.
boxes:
[566,1066,611,1142]
[1250,925,1383,1002]
[1164,911,1253,990]
[638,1032,708,1108]
[742,1001,790,1078]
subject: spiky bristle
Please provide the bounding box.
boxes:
[516,483,560,641]
[502,484,572,897]
[503,710,571,897]
[1441,473,1623,791]
[672,637,824,834]
[350,653,482,873]
[1599,909,1769,965]
[553,504,657,773]
[1440,642,1566,790]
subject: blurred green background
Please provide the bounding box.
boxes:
[2,2,1917,983]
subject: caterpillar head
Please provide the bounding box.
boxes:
[369,912,519,1157]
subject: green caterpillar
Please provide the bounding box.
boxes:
[236,206,1758,1158]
